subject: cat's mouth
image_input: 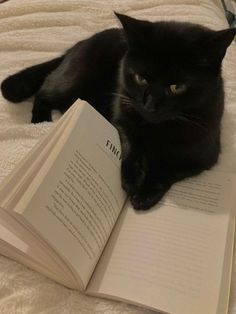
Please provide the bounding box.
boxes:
[120,95,173,124]
[133,101,171,124]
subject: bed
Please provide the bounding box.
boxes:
[0,0,235,313]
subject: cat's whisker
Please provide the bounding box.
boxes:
[183,114,208,130]
[174,114,208,132]
[121,99,132,104]
[122,102,133,107]
[181,113,207,125]
[109,92,132,101]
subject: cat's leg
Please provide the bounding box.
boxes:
[130,171,172,210]
[118,125,147,195]
[119,134,169,209]
[31,88,76,123]
[1,57,64,103]
[31,62,78,123]
[130,180,171,210]
[31,86,77,123]
[130,165,205,210]
[31,94,53,123]
[121,153,147,195]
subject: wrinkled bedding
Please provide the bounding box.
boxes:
[0,0,235,313]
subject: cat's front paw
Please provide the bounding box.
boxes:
[31,96,52,123]
[130,184,170,210]
[31,110,52,123]
[1,75,27,103]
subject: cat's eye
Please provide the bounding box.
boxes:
[169,84,187,95]
[134,74,148,86]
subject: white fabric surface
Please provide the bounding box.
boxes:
[0,0,235,313]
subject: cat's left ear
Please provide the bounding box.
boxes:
[115,12,152,47]
[201,28,236,65]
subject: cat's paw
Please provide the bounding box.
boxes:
[1,75,28,103]
[31,110,52,123]
[121,157,146,195]
[130,184,170,210]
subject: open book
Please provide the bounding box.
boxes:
[0,100,235,314]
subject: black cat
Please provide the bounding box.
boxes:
[1,13,236,210]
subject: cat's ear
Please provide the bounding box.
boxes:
[201,28,236,65]
[115,12,152,47]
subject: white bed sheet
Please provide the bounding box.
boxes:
[0,0,235,313]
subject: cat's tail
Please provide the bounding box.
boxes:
[1,56,64,103]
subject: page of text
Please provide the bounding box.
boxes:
[88,171,235,314]
[18,103,126,287]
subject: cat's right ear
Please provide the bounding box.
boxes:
[200,28,236,66]
[115,12,152,47]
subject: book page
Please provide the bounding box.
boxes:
[0,102,77,209]
[0,206,79,289]
[0,223,79,289]
[88,171,236,314]
[0,104,87,289]
[14,102,126,288]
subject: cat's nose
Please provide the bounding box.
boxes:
[144,95,155,112]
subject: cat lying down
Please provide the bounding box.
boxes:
[1,13,236,210]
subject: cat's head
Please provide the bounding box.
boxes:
[115,13,236,124]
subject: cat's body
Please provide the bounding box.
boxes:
[2,28,126,121]
[1,14,236,210]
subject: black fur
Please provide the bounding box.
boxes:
[1,57,63,104]
[1,14,236,210]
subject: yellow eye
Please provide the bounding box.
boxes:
[134,73,148,86]
[169,84,187,95]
